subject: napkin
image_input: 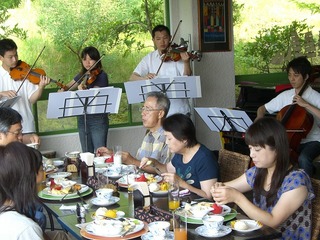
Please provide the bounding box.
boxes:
[133,182,150,207]
[80,152,94,176]
[59,204,77,211]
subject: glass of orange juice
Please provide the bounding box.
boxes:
[168,180,180,211]
[173,212,187,240]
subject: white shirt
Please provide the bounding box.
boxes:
[265,86,320,143]
[133,50,191,116]
[0,211,44,240]
[0,66,38,133]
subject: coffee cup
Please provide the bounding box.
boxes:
[96,188,113,201]
[202,215,224,233]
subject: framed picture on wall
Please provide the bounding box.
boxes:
[198,0,232,52]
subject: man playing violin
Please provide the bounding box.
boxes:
[60,46,109,153]
[0,38,50,145]
[255,56,320,176]
[129,25,192,116]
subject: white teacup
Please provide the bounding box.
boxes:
[202,215,224,233]
[96,188,113,201]
[148,221,170,238]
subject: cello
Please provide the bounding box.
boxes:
[276,80,314,163]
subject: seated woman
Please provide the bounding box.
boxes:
[211,117,314,239]
[0,142,44,239]
[140,114,219,199]
[0,142,70,240]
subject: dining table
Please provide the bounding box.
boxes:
[39,167,282,240]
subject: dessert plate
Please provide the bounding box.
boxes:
[228,219,263,232]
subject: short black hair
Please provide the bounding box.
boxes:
[152,25,170,38]
[163,113,197,147]
[0,39,17,57]
[0,108,22,133]
[286,56,312,80]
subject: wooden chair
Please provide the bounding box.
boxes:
[218,149,251,182]
[311,178,320,240]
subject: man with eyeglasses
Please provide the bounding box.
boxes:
[0,107,24,145]
[0,38,50,145]
[97,91,173,166]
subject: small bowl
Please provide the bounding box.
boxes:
[65,151,80,159]
[189,205,213,218]
[94,157,106,165]
[53,160,64,167]
[148,221,170,238]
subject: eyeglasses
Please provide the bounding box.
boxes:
[139,107,162,113]
[6,129,23,136]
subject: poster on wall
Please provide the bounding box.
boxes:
[198,0,232,52]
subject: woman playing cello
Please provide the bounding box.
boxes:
[256,56,320,176]
[61,46,109,153]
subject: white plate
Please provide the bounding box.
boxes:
[177,204,231,220]
[141,231,174,240]
[117,174,162,186]
[228,219,263,232]
[103,165,136,178]
[42,184,89,196]
[45,165,56,173]
[48,172,71,179]
[85,218,144,237]
[91,196,120,207]
[195,225,232,238]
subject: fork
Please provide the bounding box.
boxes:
[120,224,135,237]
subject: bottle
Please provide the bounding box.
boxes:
[80,206,86,223]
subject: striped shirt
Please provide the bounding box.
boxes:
[136,127,172,164]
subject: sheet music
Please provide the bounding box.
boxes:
[47,87,122,119]
[124,76,201,104]
[195,107,253,133]
[0,96,21,108]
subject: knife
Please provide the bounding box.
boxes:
[76,190,87,205]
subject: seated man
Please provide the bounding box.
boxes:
[97,91,172,167]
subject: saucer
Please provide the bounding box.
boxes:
[91,196,120,206]
[195,225,232,238]
[141,231,174,240]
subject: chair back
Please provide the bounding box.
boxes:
[218,149,251,182]
[311,178,320,240]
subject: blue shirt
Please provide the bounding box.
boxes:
[172,144,219,189]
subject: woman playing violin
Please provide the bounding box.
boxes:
[61,46,109,153]
[0,39,50,145]
[129,24,192,117]
[256,56,320,176]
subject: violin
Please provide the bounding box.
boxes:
[86,68,101,85]
[161,42,202,62]
[10,60,67,90]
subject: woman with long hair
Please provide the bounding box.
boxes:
[211,117,314,239]
[61,46,109,153]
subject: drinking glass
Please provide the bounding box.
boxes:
[113,145,122,166]
[168,180,180,211]
[173,212,187,240]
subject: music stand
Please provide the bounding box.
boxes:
[47,87,122,152]
[0,96,21,108]
[124,76,202,104]
[195,107,253,151]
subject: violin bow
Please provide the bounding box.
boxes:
[155,20,182,76]
[16,46,46,94]
[67,54,105,91]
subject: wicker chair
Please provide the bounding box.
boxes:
[218,149,251,182]
[311,178,320,240]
